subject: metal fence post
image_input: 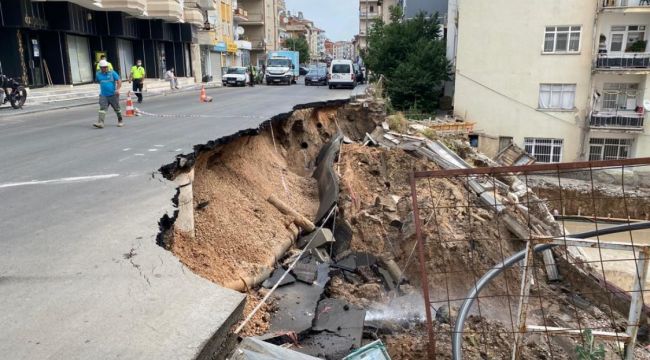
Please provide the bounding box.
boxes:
[410,172,436,359]
[625,247,650,360]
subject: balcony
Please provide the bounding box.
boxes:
[246,38,265,50]
[596,53,650,71]
[101,0,147,16]
[239,12,263,25]
[590,111,645,130]
[359,12,380,19]
[148,0,183,21]
[602,0,650,12]
[233,7,248,21]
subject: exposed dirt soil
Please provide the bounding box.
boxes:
[170,104,376,287]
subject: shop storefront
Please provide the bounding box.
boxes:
[0,0,194,87]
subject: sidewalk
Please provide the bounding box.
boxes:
[1,78,222,117]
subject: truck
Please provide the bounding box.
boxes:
[265,51,299,85]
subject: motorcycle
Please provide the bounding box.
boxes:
[0,74,27,109]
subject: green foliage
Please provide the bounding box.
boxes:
[283,37,310,64]
[627,40,647,52]
[575,329,606,360]
[364,6,451,112]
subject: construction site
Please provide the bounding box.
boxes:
[156,85,650,360]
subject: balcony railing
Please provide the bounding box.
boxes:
[596,53,650,69]
[602,0,650,8]
[240,13,263,23]
[233,7,248,21]
[359,12,380,19]
[590,111,645,129]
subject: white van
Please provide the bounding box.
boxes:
[328,59,356,89]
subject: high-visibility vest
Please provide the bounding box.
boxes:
[131,65,145,79]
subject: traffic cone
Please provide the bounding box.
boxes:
[200,86,207,102]
[125,91,135,117]
[199,85,213,103]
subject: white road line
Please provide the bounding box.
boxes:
[123,148,131,151]
[0,174,120,189]
[175,148,183,152]
[148,149,158,152]
[134,153,145,156]
[154,144,164,147]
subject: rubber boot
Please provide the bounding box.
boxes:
[94,111,106,129]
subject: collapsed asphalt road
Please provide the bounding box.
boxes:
[0,84,362,360]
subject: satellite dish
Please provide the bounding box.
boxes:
[237,26,245,35]
[644,99,650,111]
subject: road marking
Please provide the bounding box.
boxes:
[0,174,120,189]
[154,144,164,147]
[175,148,183,152]
[134,153,145,156]
[123,148,131,151]
[148,149,158,152]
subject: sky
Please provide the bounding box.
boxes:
[284,0,359,42]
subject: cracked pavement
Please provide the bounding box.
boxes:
[0,84,359,359]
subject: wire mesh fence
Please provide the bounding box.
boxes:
[409,158,650,359]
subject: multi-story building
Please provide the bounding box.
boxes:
[334,41,353,59]
[0,0,216,87]
[324,39,334,57]
[317,31,327,60]
[454,0,650,162]
[357,0,401,50]
[237,0,279,66]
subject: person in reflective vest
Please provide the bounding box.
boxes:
[129,60,146,103]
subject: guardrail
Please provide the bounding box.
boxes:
[590,112,645,129]
[602,0,650,8]
[596,52,650,69]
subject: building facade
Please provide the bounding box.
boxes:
[333,41,353,59]
[454,0,650,162]
[0,0,199,87]
[357,0,401,51]
[237,0,279,66]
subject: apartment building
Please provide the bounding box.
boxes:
[334,41,353,60]
[0,0,209,86]
[454,0,650,162]
[237,0,280,66]
[357,0,401,50]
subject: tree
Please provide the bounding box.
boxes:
[363,6,451,112]
[283,37,310,64]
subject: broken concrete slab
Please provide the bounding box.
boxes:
[230,337,321,360]
[292,257,319,284]
[478,192,506,213]
[296,298,366,359]
[297,228,335,250]
[262,268,296,289]
[270,282,323,334]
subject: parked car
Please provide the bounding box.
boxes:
[353,64,365,84]
[328,59,356,89]
[305,68,328,86]
[299,66,309,76]
[222,67,247,87]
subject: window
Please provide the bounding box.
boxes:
[589,138,632,160]
[544,26,581,53]
[601,83,638,110]
[498,136,513,152]
[609,25,646,52]
[539,84,576,110]
[332,64,351,73]
[524,138,563,163]
[369,5,374,12]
